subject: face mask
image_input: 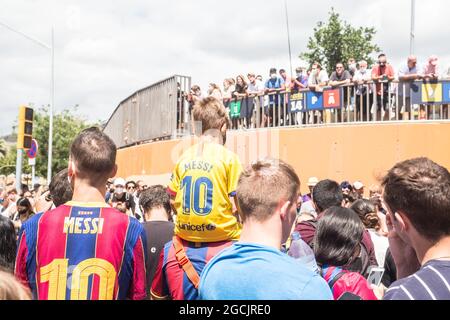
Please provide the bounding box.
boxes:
[350,63,356,70]
[115,188,124,195]
[271,74,277,80]
[360,67,367,73]
[296,73,302,77]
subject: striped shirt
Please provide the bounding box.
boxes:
[384,260,450,300]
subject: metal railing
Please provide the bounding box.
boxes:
[105,78,450,148]
[103,75,191,149]
[220,79,450,130]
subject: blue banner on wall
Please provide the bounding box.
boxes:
[306,91,324,110]
[443,81,450,103]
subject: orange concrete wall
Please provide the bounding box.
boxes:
[116,122,450,195]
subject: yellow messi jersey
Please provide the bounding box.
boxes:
[168,142,243,242]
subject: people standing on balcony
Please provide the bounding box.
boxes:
[230,75,248,130]
[279,69,293,126]
[308,62,329,124]
[353,60,374,122]
[291,67,309,125]
[347,58,358,77]
[398,55,423,120]
[186,85,203,134]
[247,73,265,129]
[329,62,352,87]
[208,83,223,101]
[329,62,352,124]
[422,55,440,80]
[265,68,285,127]
[308,62,329,91]
[371,54,395,121]
[222,78,235,113]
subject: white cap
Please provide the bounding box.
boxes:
[307,177,319,187]
[353,181,364,190]
[114,178,126,187]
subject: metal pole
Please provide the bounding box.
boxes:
[284,0,293,77]
[47,27,54,184]
[410,0,416,55]
[0,20,54,185]
[31,164,35,187]
[15,149,23,193]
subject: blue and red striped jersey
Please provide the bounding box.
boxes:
[15,201,147,300]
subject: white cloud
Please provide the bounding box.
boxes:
[0,0,449,136]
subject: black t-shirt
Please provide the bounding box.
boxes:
[143,221,175,296]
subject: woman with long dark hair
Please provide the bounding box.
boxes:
[232,75,248,129]
[0,215,17,273]
[314,207,378,300]
[12,197,34,233]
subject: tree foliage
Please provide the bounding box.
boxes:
[0,106,93,180]
[0,139,7,158]
[300,8,381,75]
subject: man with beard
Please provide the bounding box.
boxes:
[110,177,136,217]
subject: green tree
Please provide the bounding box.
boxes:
[0,145,20,175]
[300,8,381,75]
[0,106,93,179]
[0,139,7,158]
[33,106,92,178]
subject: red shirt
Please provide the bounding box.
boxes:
[371,64,395,95]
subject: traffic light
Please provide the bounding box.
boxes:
[17,105,34,150]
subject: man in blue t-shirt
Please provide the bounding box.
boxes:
[264,68,285,127]
[381,158,450,300]
[199,158,333,300]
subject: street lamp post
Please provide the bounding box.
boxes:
[284,0,294,77]
[410,0,416,55]
[0,20,55,185]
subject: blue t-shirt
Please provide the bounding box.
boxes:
[199,242,333,300]
[383,260,450,300]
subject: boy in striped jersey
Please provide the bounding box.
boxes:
[15,127,147,300]
[381,158,450,300]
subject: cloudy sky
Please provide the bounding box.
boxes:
[0,0,448,135]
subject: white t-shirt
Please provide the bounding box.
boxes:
[247,80,265,94]
[368,229,389,267]
[308,70,329,86]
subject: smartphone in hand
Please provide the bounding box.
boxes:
[367,267,385,286]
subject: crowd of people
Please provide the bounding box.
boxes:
[182,54,450,129]
[1,96,449,301]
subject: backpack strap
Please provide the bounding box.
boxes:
[328,270,346,289]
[323,266,347,290]
[172,236,200,289]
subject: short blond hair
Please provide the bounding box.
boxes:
[237,158,300,223]
[192,96,230,134]
[0,271,31,300]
